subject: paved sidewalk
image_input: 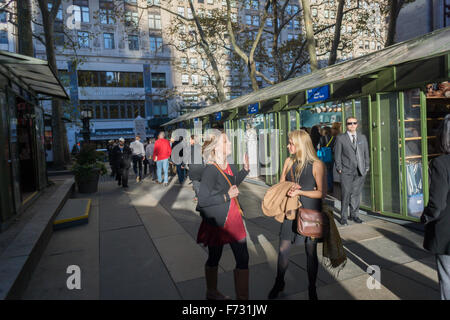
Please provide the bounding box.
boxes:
[22,173,441,300]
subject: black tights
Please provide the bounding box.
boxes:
[206,239,249,269]
[276,237,318,288]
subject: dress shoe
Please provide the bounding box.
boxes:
[353,217,363,224]
[340,218,348,226]
[348,216,353,221]
[163,183,169,186]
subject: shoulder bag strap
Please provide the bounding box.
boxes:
[326,136,334,148]
[212,163,243,216]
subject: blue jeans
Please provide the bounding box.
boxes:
[156,158,169,183]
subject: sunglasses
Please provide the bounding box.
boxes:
[347,122,358,125]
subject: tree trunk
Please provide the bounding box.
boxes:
[385,0,407,47]
[17,0,34,56]
[188,0,226,102]
[301,0,318,71]
[37,0,68,168]
[328,0,345,66]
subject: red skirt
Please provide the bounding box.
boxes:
[197,165,246,246]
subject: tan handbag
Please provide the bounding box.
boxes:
[297,207,328,239]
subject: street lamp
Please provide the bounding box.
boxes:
[80,107,93,144]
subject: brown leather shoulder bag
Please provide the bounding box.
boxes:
[297,207,329,239]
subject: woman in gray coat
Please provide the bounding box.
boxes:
[421,114,450,300]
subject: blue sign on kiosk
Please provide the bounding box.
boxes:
[248,103,259,114]
[307,85,330,103]
[215,112,222,121]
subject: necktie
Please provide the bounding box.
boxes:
[352,135,356,147]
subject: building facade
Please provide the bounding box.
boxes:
[2,0,386,153]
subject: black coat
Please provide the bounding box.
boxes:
[196,164,249,227]
[422,154,450,255]
[112,145,132,168]
[187,144,204,181]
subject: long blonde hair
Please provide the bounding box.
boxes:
[288,130,319,180]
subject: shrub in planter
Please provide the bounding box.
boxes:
[72,143,107,193]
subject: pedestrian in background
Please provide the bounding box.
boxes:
[107,140,116,177]
[146,137,156,181]
[130,135,145,183]
[143,138,149,177]
[153,131,172,186]
[318,126,334,193]
[112,137,132,189]
[421,114,450,300]
[310,125,321,151]
[268,130,326,300]
[334,117,370,225]
[171,136,186,184]
[196,132,250,300]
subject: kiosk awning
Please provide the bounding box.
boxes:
[163,26,450,126]
[0,50,69,100]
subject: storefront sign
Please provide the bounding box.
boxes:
[215,112,222,121]
[307,85,330,103]
[248,103,259,114]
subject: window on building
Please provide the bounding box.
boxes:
[100,8,115,24]
[180,57,188,69]
[0,30,8,44]
[78,31,90,48]
[202,76,208,86]
[152,100,168,117]
[109,102,120,119]
[347,25,352,33]
[330,10,335,19]
[359,40,363,49]
[190,58,198,69]
[252,0,259,10]
[148,14,161,29]
[207,0,214,4]
[231,13,237,22]
[54,32,64,46]
[246,15,252,25]
[202,59,208,69]
[191,74,199,85]
[125,10,139,27]
[103,33,115,49]
[324,9,329,18]
[151,73,166,88]
[370,41,375,50]
[252,15,259,26]
[178,6,185,16]
[48,2,63,21]
[149,36,163,52]
[0,10,6,23]
[181,74,189,85]
[365,40,369,49]
[266,18,272,27]
[78,71,144,87]
[311,8,318,17]
[73,0,90,23]
[148,0,161,5]
[128,34,139,50]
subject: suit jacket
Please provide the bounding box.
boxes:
[334,132,370,176]
[196,164,249,227]
[422,154,450,255]
[112,145,132,168]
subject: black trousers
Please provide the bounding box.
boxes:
[117,163,130,187]
[143,159,149,175]
[132,155,143,179]
[340,172,366,219]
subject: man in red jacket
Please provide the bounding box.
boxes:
[153,131,172,186]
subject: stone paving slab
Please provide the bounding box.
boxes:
[389,256,439,292]
[100,225,180,300]
[152,233,210,283]
[22,197,100,300]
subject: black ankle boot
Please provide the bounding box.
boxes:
[268,276,285,300]
[308,286,318,300]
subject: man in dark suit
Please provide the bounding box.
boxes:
[334,117,370,225]
[112,137,132,189]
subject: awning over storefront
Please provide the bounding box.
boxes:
[163,26,450,126]
[0,50,69,100]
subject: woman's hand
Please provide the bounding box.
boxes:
[228,185,240,199]
[287,184,302,197]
